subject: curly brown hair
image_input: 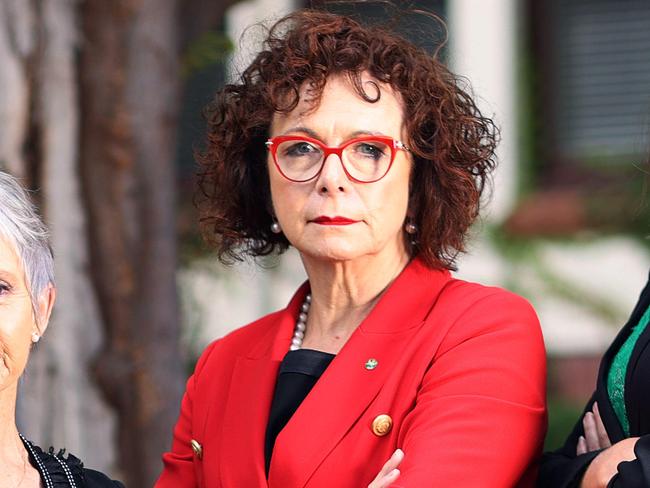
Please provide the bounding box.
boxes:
[197,8,498,270]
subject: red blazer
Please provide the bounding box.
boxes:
[156,258,547,487]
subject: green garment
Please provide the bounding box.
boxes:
[607,304,650,436]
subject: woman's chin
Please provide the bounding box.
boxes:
[299,244,367,263]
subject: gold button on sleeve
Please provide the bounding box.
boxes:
[190,439,203,459]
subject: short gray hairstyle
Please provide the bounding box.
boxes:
[0,170,55,322]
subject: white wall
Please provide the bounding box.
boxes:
[447,0,519,222]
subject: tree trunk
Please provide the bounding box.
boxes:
[2,0,118,474]
[79,1,184,485]
[36,0,118,472]
[0,0,32,178]
[2,0,238,483]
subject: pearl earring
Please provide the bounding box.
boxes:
[405,221,418,235]
[271,221,281,234]
[31,332,41,343]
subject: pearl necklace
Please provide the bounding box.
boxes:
[290,293,311,350]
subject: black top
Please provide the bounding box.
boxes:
[21,436,125,488]
[264,348,336,475]
[538,272,650,488]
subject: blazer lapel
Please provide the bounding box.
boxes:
[594,274,650,442]
[268,259,451,488]
[220,356,279,487]
[219,285,308,488]
[624,277,650,435]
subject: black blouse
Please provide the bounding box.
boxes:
[264,348,336,475]
[21,435,124,488]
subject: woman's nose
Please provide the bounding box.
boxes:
[315,153,349,194]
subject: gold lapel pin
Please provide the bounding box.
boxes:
[190,439,203,459]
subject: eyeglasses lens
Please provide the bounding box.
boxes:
[275,139,392,182]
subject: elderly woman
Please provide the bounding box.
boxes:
[157,9,546,488]
[0,171,123,487]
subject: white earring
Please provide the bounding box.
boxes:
[270,221,281,234]
[405,221,418,235]
[31,332,41,343]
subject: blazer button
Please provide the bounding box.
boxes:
[371,414,393,437]
[190,439,203,459]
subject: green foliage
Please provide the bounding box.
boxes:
[178,226,211,266]
[516,29,543,197]
[182,31,234,78]
[545,397,583,450]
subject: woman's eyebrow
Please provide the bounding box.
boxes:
[348,130,386,138]
[281,126,321,139]
[0,270,18,283]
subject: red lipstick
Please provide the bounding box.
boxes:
[311,216,359,225]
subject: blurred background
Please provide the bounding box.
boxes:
[1,0,650,485]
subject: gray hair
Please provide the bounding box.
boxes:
[0,170,55,324]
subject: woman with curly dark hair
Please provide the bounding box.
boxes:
[156,9,546,488]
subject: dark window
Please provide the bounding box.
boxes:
[514,0,650,236]
[308,0,447,59]
[533,0,650,169]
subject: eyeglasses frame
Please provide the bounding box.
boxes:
[265,134,411,183]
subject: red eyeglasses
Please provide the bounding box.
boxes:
[265,135,410,183]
